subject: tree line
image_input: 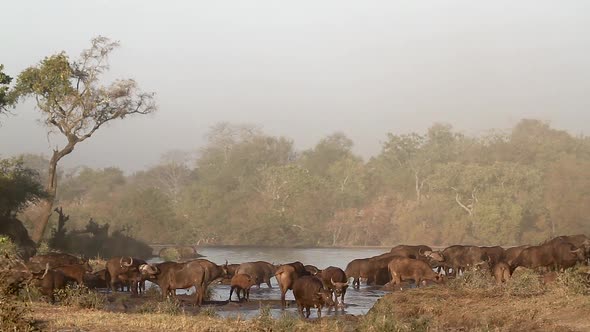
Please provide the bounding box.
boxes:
[1,37,589,248]
[11,119,590,247]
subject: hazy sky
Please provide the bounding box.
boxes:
[1,1,589,172]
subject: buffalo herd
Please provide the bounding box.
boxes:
[2,234,589,319]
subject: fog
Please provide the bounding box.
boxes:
[1,0,589,171]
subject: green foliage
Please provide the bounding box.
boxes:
[0,157,46,217]
[159,247,180,261]
[39,119,590,246]
[0,235,18,256]
[0,64,16,113]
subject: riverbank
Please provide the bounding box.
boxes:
[25,271,590,332]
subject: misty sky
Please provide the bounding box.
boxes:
[1,1,589,172]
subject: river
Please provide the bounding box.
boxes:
[147,246,390,318]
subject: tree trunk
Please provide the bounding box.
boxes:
[31,142,75,243]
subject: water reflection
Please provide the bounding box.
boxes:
[148,246,390,318]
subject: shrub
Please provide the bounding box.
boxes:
[448,268,496,293]
[159,247,180,261]
[505,269,545,297]
[556,266,590,295]
[0,235,18,257]
[358,298,405,332]
[36,241,53,255]
[0,294,37,332]
[137,297,183,315]
[55,285,106,309]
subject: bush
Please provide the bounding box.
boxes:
[556,266,590,295]
[505,269,545,297]
[159,247,180,261]
[0,235,18,257]
[55,285,106,309]
[448,268,497,293]
[358,298,406,332]
[137,297,183,315]
[0,294,37,332]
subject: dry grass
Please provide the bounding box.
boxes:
[21,266,590,332]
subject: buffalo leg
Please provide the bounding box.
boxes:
[317,306,322,319]
[229,286,235,301]
[297,304,304,318]
[305,306,311,318]
[265,277,272,288]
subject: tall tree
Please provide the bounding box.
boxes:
[13,36,157,242]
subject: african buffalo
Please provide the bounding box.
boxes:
[492,262,511,283]
[511,241,585,272]
[304,265,321,276]
[344,258,370,289]
[29,253,86,268]
[319,266,348,307]
[387,256,444,290]
[504,245,530,266]
[479,246,505,266]
[440,245,489,276]
[32,268,66,303]
[105,256,137,293]
[235,261,276,288]
[390,245,432,257]
[151,261,208,305]
[292,276,335,319]
[229,273,256,302]
[275,261,310,308]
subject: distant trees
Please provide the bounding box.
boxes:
[24,119,588,247]
[12,36,157,242]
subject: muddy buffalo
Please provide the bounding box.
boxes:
[319,266,348,307]
[151,261,208,305]
[275,261,311,308]
[387,256,444,290]
[511,241,585,272]
[292,276,335,319]
[229,273,256,302]
[344,258,370,289]
[235,261,276,288]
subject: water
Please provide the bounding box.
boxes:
[147,246,390,318]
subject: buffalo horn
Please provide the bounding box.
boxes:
[41,263,49,279]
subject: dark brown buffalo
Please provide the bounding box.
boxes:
[492,262,511,283]
[53,263,91,286]
[319,266,348,307]
[151,261,208,305]
[229,273,256,302]
[480,246,505,266]
[440,245,489,276]
[366,252,401,285]
[387,257,444,290]
[275,261,311,308]
[390,245,432,257]
[511,241,585,271]
[544,235,590,263]
[105,256,137,293]
[292,276,335,319]
[235,261,277,288]
[193,259,228,284]
[344,258,370,289]
[304,265,321,276]
[226,264,240,278]
[29,253,86,268]
[504,245,530,266]
[32,268,66,303]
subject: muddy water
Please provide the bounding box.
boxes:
[147,246,390,318]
